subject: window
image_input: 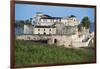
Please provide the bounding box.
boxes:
[44,32,46,35]
[44,29,45,31]
[43,19,47,22]
[38,29,40,31]
[49,29,51,31]
[51,19,54,22]
[74,19,75,21]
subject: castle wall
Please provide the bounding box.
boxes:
[33,28,56,35]
[16,34,92,48]
[24,25,33,34]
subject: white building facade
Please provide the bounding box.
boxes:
[24,13,80,35]
[32,13,79,26]
[33,26,56,35]
[24,25,33,34]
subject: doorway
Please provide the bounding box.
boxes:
[54,39,57,44]
[43,32,46,35]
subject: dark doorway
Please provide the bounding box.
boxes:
[54,39,57,43]
[44,32,46,35]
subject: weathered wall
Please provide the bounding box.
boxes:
[33,28,56,35]
[16,35,75,48]
[24,25,33,34]
[16,35,92,48]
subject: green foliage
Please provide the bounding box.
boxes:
[78,16,90,31]
[81,16,90,29]
[15,20,25,28]
[15,18,32,28]
[14,40,95,66]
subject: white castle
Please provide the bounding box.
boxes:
[16,12,94,48]
[24,12,79,35]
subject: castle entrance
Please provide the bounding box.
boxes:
[54,39,57,44]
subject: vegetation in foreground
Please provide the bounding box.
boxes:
[14,40,95,66]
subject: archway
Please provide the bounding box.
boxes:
[44,32,46,35]
[54,39,57,44]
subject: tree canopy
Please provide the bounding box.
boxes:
[78,16,90,32]
[81,16,90,29]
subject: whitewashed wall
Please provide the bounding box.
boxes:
[24,25,33,34]
[33,28,56,34]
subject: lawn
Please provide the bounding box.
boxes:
[14,40,95,66]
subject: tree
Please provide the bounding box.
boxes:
[20,20,25,24]
[81,16,90,29]
[15,20,25,27]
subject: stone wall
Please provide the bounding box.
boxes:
[16,35,72,47]
[16,35,91,48]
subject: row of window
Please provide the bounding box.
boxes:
[38,32,47,35]
[39,19,61,22]
[38,29,51,31]
[39,19,76,22]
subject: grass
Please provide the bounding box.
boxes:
[14,40,95,66]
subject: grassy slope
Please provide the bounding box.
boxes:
[14,40,95,66]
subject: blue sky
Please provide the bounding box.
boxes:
[15,4,95,23]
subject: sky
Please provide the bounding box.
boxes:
[15,4,95,23]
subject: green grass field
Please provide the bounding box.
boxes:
[14,40,95,66]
